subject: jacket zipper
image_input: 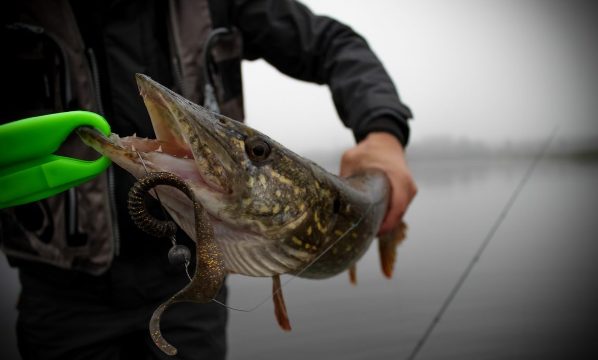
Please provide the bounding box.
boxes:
[49,29,78,241]
[167,0,186,97]
[87,47,120,256]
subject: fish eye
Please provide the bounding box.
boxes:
[245,137,271,162]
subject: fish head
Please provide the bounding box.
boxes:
[79,74,340,242]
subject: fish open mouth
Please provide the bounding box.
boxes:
[78,74,235,197]
[78,74,312,277]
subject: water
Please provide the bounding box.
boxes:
[1,157,597,359]
[225,157,598,359]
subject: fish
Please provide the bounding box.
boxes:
[77,74,407,355]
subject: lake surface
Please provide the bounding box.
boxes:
[1,156,597,359]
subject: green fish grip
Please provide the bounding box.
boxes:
[0,111,111,209]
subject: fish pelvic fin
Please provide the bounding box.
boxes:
[348,264,357,285]
[272,275,292,331]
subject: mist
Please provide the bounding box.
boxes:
[243,0,598,156]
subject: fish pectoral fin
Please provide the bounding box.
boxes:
[272,275,292,331]
[348,264,357,285]
[378,221,408,279]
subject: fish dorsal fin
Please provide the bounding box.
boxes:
[272,275,292,331]
[378,221,408,278]
[348,264,357,285]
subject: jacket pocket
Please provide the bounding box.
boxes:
[0,22,73,122]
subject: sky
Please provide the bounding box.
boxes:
[241,0,598,154]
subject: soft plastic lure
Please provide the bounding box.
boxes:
[128,171,225,356]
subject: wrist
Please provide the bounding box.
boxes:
[356,116,409,146]
[363,132,405,153]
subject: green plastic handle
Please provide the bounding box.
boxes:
[0,111,111,209]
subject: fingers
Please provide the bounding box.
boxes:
[339,146,359,178]
[378,171,417,235]
[339,132,417,235]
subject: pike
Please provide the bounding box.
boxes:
[78,74,406,355]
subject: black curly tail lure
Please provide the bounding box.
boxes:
[127,172,226,356]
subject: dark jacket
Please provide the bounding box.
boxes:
[0,0,412,276]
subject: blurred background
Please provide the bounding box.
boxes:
[244,0,598,157]
[2,0,597,359]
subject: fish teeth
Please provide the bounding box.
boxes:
[131,144,136,152]
[110,134,123,147]
[156,145,163,152]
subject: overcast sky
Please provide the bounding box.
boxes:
[241,0,598,154]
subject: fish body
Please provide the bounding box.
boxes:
[78,74,405,354]
[79,74,394,279]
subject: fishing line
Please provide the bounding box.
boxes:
[405,127,559,360]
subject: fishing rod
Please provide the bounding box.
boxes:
[406,128,559,360]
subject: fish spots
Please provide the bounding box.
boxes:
[242,198,252,206]
[290,235,317,252]
[270,170,294,186]
[307,226,313,236]
[259,174,267,187]
[316,221,327,233]
[247,177,255,188]
[273,204,281,214]
[258,204,270,214]
[286,219,300,230]
[284,205,290,214]
[334,230,344,237]
[314,210,327,233]
[299,203,306,212]
[291,236,303,246]
[275,190,282,198]
[280,211,307,232]
[231,137,244,150]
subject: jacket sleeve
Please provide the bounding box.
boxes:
[230,0,413,145]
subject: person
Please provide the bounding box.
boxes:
[0,0,417,359]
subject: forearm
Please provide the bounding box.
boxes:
[232,0,412,145]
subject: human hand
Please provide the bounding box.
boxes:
[340,132,417,235]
